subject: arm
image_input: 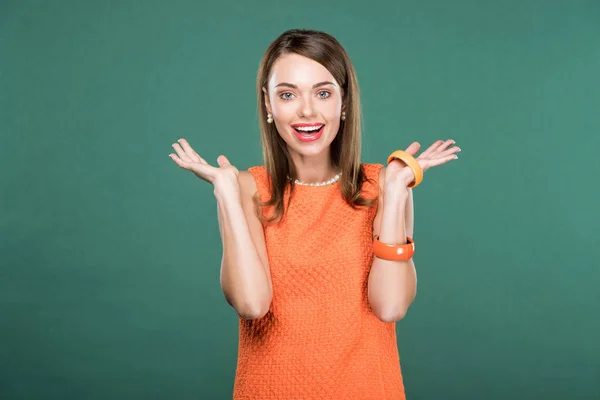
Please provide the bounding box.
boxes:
[216,171,273,320]
[368,166,416,322]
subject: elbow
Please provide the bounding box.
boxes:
[243,307,268,320]
[374,305,409,323]
[239,304,270,321]
[238,309,261,320]
[238,296,272,321]
[220,273,273,321]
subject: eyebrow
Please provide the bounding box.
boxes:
[274,81,337,89]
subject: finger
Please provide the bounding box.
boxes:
[177,138,206,164]
[419,140,445,158]
[169,153,192,169]
[404,142,421,156]
[172,143,193,162]
[433,139,456,154]
[170,153,215,181]
[428,154,459,168]
[437,145,461,158]
[217,155,231,167]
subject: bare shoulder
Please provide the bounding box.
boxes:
[238,171,256,191]
[378,165,387,193]
[237,170,258,198]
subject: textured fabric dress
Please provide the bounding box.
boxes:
[233,163,405,400]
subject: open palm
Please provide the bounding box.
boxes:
[169,138,238,185]
[387,139,460,186]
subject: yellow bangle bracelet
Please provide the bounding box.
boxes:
[387,150,423,188]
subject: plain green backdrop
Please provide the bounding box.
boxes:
[2,0,599,399]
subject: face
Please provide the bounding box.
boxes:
[263,53,345,158]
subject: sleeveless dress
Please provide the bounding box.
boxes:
[233,163,406,400]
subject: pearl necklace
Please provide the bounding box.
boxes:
[289,172,342,187]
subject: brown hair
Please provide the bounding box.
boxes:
[254,29,378,224]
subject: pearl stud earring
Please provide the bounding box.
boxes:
[341,111,346,121]
[267,113,273,123]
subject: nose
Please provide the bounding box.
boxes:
[298,97,317,119]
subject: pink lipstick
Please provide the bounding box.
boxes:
[291,123,325,142]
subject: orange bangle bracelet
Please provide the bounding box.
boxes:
[373,235,415,261]
[387,150,423,188]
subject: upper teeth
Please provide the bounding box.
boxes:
[296,125,323,132]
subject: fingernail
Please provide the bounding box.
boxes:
[454,155,458,159]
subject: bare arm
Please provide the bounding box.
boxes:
[369,166,417,322]
[168,139,273,320]
[368,139,458,322]
[216,171,272,320]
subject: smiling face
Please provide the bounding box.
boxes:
[263,53,345,159]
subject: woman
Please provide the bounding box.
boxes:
[169,29,459,400]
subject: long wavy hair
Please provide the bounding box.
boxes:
[254,29,378,224]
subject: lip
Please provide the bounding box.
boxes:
[291,122,325,127]
[292,125,325,142]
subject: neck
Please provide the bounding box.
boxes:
[289,151,339,184]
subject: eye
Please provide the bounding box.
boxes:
[279,92,294,100]
[317,91,331,99]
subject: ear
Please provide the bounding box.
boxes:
[262,87,272,114]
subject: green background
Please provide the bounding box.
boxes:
[2,0,599,398]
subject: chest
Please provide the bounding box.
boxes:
[263,194,376,295]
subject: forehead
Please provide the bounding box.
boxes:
[268,53,337,88]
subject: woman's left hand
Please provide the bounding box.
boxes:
[385,139,460,192]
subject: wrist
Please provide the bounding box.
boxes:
[383,185,409,206]
[383,188,408,210]
[384,168,415,193]
[400,167,416,188]
[213,181,241,203]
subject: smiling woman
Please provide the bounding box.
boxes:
[169,28,460,400]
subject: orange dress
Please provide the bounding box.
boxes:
[233,163,405,400]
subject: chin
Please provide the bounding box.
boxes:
[293,147,326,157]
[288,139,333,157]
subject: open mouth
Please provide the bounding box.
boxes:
[293,125,324,134]
[292,125,325,142]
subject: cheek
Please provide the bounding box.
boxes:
[327,120,341,135]
[271,99,294,119]
[272,110,293,126]
[324,95,343,114]
[323,102,342,122]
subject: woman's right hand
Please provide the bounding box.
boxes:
[169,138,240,194]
